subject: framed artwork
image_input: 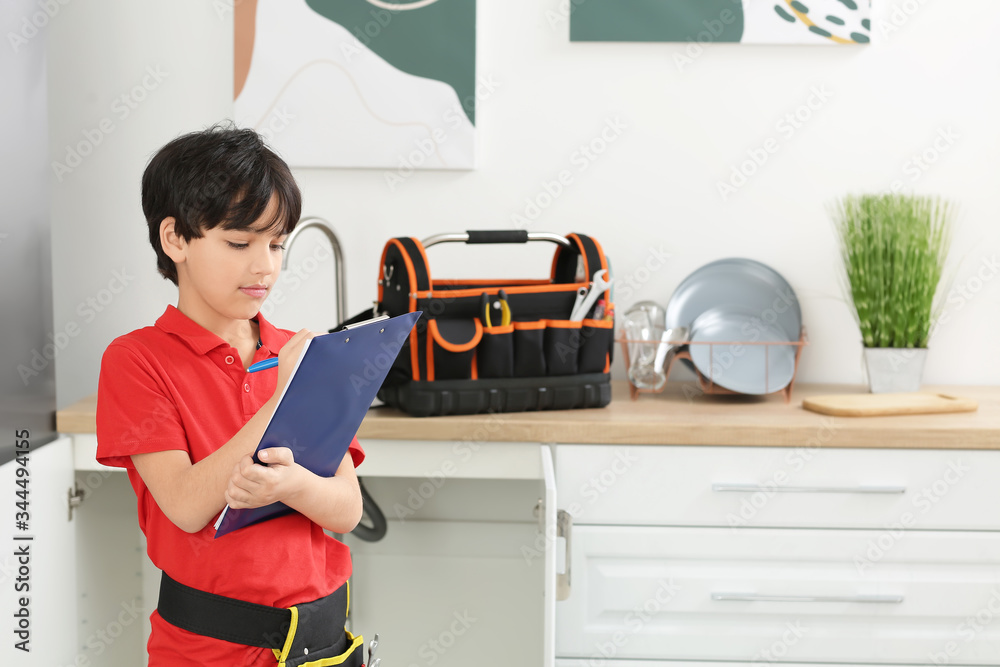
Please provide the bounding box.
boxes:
[235,0,477,170]
[570,0,871,45]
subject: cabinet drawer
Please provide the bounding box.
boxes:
[556,526,1000,664]
[557,663,930,667]
[556,444,1000,530]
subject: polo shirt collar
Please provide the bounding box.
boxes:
[155,305,282,356]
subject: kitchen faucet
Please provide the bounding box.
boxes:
[281,216,347,327]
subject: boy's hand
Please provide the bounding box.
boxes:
[225,447,303,509]
[273,329,317,399]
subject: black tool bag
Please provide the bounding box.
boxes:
[344,230,615,417]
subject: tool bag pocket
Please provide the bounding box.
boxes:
[579,318,615,373]
[426,318,482,381]
[278,629,364,667]
[477,324,514,378]
[512,321,547,377]
[544,320,583,376]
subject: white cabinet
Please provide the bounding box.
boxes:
[0,437,78,666]
[555,444,1000,666]
[556,445,1000,530]
[71,435,561,667]
[557,526,1000,664]
[557,662,934,667]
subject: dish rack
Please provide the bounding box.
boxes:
[617,327,808,403]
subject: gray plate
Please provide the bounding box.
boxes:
[688,306,797,395]
[666,257,802,340]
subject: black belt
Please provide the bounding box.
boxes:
[157,572,348,651]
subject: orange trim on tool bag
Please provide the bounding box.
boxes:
[423,320,483,383]
[386,239,421,381]
[567,233,588,281]
[413,237,432,286]
[377,242,390,304]
[432,279,551,287]
[546,319,584,329]
[470,351,478,380]
[414,283,585,300]
[426,331,434,382]
[410,327,420,381]
[427,319,483,353]
[483,324,514,335]
[590,235,611,303]
[512,320,546,330]
[549,245,562,283]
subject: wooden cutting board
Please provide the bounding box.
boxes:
[803,392,979,417]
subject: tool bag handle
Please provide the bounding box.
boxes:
[422,230,572,248]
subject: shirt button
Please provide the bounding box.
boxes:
[244,383,250,392]
[225,355,235,365]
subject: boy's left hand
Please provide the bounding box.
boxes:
[225,447,303,509]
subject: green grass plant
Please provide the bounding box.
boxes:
[831,193,954,348]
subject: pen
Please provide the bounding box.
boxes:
[246,357,279,373]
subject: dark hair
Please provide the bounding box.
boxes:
[141,122,302,284]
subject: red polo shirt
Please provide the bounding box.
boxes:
[96,305,364,666]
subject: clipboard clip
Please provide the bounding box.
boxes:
[339,314,390,332]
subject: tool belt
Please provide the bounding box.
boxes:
[341,230,616,417]
[157,572,364,667]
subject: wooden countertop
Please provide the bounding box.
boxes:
[57,381,1000,449]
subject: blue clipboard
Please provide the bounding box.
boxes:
[214,311,420,538]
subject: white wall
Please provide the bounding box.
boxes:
[48,0,1000,406]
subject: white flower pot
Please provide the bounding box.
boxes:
[863,347,928,393]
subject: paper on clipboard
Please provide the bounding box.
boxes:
[214,311,420,537]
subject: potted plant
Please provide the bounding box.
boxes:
[831,193,955,393]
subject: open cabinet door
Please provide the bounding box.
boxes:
[541,445,556,667]
[541,445,571,667]
[0,438,78,666]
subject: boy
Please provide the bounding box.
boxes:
[96,124,365,666]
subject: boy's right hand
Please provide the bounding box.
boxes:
[273,329,316,398]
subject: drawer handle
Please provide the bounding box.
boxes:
[711,483,906,494]
[556,509,572,601]
[711,592,904,604]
